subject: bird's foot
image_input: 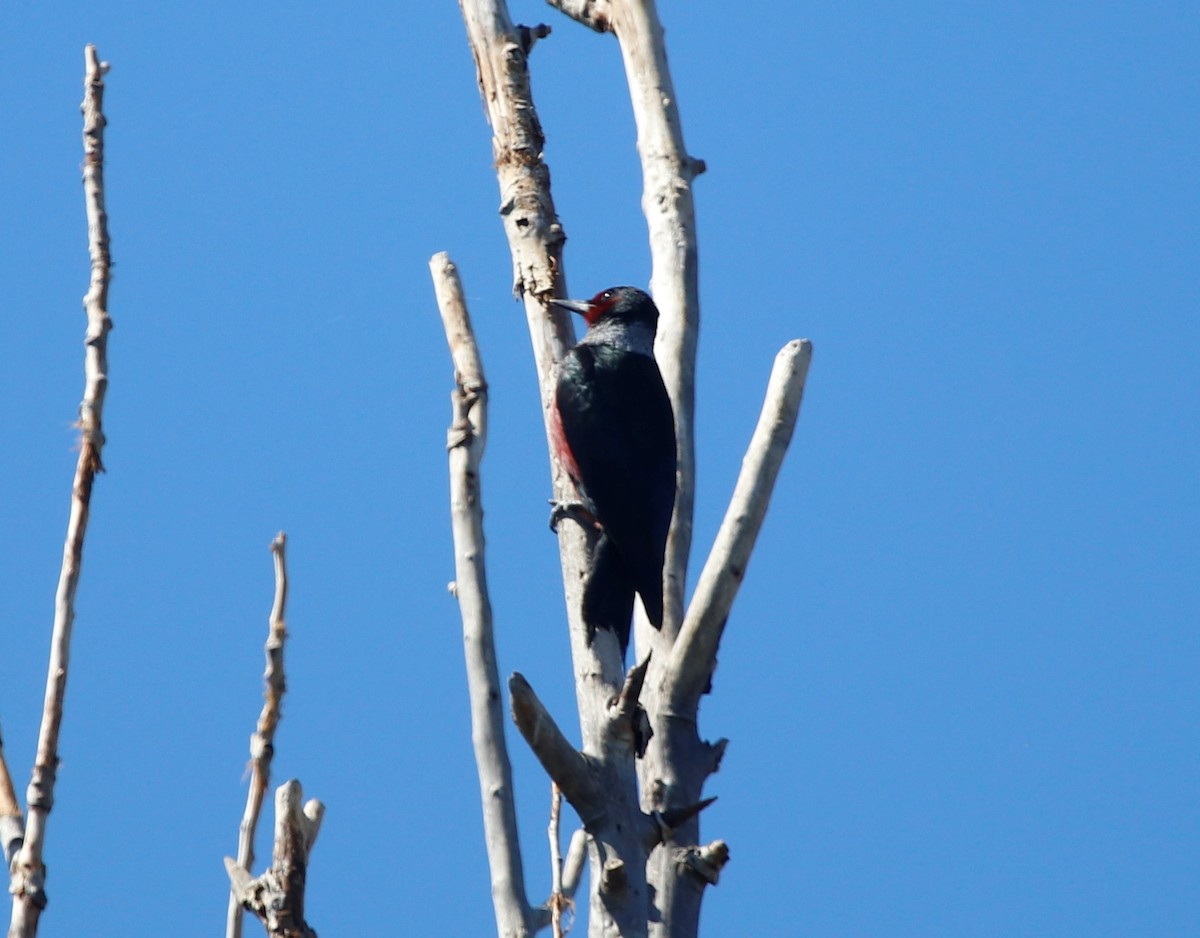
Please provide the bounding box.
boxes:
[548,499,601,533]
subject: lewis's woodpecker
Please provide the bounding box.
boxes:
[551,286,677,655]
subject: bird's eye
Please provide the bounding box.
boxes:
[602,291,612,299]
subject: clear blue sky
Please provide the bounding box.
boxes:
[2,3,1196,935]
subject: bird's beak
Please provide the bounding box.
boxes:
[549,297,592,316]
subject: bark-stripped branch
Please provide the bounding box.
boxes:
[225,780,324,938]
[226,533,291,938]
[9,45,113,938]
[669,340,813,712]
[433,252,547,938]
[510,674,600,824]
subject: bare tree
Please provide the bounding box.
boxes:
[437,3,812,936]
[6,16,804,938]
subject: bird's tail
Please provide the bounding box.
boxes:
[582,533,635,656]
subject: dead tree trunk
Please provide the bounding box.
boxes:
[438,2,812,936]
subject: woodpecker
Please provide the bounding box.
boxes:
[551,286,677,656]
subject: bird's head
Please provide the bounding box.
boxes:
[551,286,659,330]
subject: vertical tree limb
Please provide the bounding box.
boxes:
[643,341,810,938]
[226,533,291,938]
[9,45,113,938]
[433,252,546,938]
[548,784,572,938]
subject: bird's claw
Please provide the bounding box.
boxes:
[548,499,600,533]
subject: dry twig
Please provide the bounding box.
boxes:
[9,45,113,938]
[226,533,291,938]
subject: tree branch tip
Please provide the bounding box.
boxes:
[224,856,252,890]
[601,857,627,892]
[656,796,717,837]
[619,652,652,702]
[509,672,531,694]
[783,337,813,359]
[516,22,553,54]
[709,737,730,773]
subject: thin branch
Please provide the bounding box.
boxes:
[433,252,544,937]
[226,533,291,938]
[225,780,324,938]
[9,45,113,938]
[547,784,573,938]
[668,340,813,712]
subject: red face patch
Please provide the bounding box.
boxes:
[584,289,620,325]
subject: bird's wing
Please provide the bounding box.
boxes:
[556,344,677,623]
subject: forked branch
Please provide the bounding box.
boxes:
[225,780,324,938]
[226,533,291,938]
